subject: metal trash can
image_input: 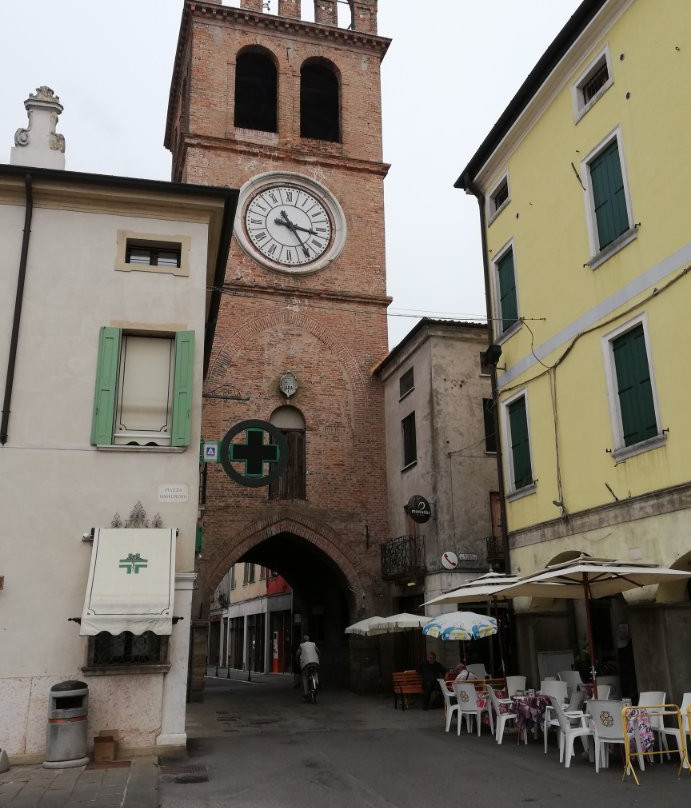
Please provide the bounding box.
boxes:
[43,680,89,768]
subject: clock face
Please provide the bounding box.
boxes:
[234,172,347,275]
[245,185,332,268]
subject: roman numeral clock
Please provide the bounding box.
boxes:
[234,172,347,274]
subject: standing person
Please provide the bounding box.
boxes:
[297,634,320,699]
[418,651,445,710]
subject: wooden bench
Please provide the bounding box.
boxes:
[392,670,424,710]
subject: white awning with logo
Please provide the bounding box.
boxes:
[80,528,176,636]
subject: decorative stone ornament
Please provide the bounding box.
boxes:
[279,371,298,398]
[10,86,66,169]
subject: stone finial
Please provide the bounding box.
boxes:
[314,0,337,26]
[278,0,300,18]
[10,86,66,169]
[240,0,263,10]
[349,0,377,34]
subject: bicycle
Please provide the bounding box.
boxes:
[305,663,319,704]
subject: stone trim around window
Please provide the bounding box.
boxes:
[115,230,190,276]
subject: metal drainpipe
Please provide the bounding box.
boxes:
[462,174,511,575]
[1,173,34,445]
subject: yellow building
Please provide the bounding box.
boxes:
[457,0,691,699]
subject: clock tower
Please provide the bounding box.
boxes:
[166,0,391,695]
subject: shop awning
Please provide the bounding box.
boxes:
[80,528,176,636]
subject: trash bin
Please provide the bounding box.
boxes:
[43,680,90,768]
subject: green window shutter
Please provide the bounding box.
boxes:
[195,525,203,554]
[91,327,121,445]
[508,396,532,489]
[612,325,658,446]
[171,330,195,446]
[497,249,518,333]
[590,140,629,250]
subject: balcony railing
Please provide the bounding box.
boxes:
[381,535,426,581]
[485,535,506,571]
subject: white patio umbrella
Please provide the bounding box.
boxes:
[423,570,520,607]
[344,616,386,636]
[366,612,429,634]
[498,555,691,696]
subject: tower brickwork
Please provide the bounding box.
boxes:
[166,0,391,693]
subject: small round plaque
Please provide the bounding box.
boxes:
[441,552,459,570]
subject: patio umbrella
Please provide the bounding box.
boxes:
[344,616,386,636]
[367,613,429,634]
[422,611,498,642]
[498,555,691,696]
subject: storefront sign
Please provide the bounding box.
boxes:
[405,494,432,523]
[158,484,189,503]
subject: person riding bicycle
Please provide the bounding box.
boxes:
[296,634,320,699]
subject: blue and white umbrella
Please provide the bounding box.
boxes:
[422,611,498,642]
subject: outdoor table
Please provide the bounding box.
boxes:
[511,694,550,742]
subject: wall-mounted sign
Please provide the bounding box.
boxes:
[457,553,479,563]
[203,441,219,463]
[279,371,298,398]
[405,494,432,523]
[158,484,189,503]
[441,551,459,570]
[220,420,288,487]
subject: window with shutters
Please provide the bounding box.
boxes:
[493,244,519,339]
[503,393,534,495]
[401,412,417,469]
[269,406,306,500]
[603,316,665,460]
[582,130,636,267]
[91,328,194,448]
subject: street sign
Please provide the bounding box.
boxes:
[219,420,288,487]
[441,551,459,570]
[203,441,219,462]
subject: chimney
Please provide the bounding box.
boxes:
[10,87,65,170]
[240,0,263,11]
[278,0,301,19]
[349,0,377,34]
[314,0,337,25]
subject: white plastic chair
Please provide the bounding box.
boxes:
[595,675,621,700]
[544,689,587,753]
[466,663,489,680]
[540,680,568,704]
[589,699,645,772]
[437,678,458,733]
[589,684,611,700]
[547,695,593,768]
[452,681,494,737]
[505,675,527,698]
[637,690,667,755]
[557,670,583,697]
[487,684,526,745]
[658,692,691,768]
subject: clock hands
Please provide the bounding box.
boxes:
[274,216,319,238]
[275,211,315,257]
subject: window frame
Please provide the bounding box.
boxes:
[115,231,190,277]
[91,327,194,449]
[581,127,636,268]
[399,367,415,400]
[571,46,614,122]
[84,631,169,674]
[601,313,665,461]
[482,397,497,454]
[500,389,536,499]
[487,173,510,224]
[401,411,417,470]
[491,240,521,342]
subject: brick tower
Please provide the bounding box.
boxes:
[166,0,391,695]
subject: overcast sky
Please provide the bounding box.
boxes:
[1,0,579,348]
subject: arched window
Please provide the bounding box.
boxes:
[234,50,278,132]
[269,406,306,500]
[300,60,340,142]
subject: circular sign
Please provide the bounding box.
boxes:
[406,494,431,523]
[220,420,288,488]
[441,552,459,570]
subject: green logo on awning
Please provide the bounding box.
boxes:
[119,553,148,574]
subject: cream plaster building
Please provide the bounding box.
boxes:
[0,88,237,761]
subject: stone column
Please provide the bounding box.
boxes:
[10,86,66,170]
[241,0,263,11]
[278,0,301,18]
[314,0,337,25]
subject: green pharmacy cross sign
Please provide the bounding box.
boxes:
[119,553,148,574]
[220,419,289,488]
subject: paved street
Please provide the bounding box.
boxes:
[159,672,690,808]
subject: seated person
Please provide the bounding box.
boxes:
[453,662,478,681]
[418,651,446,709]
